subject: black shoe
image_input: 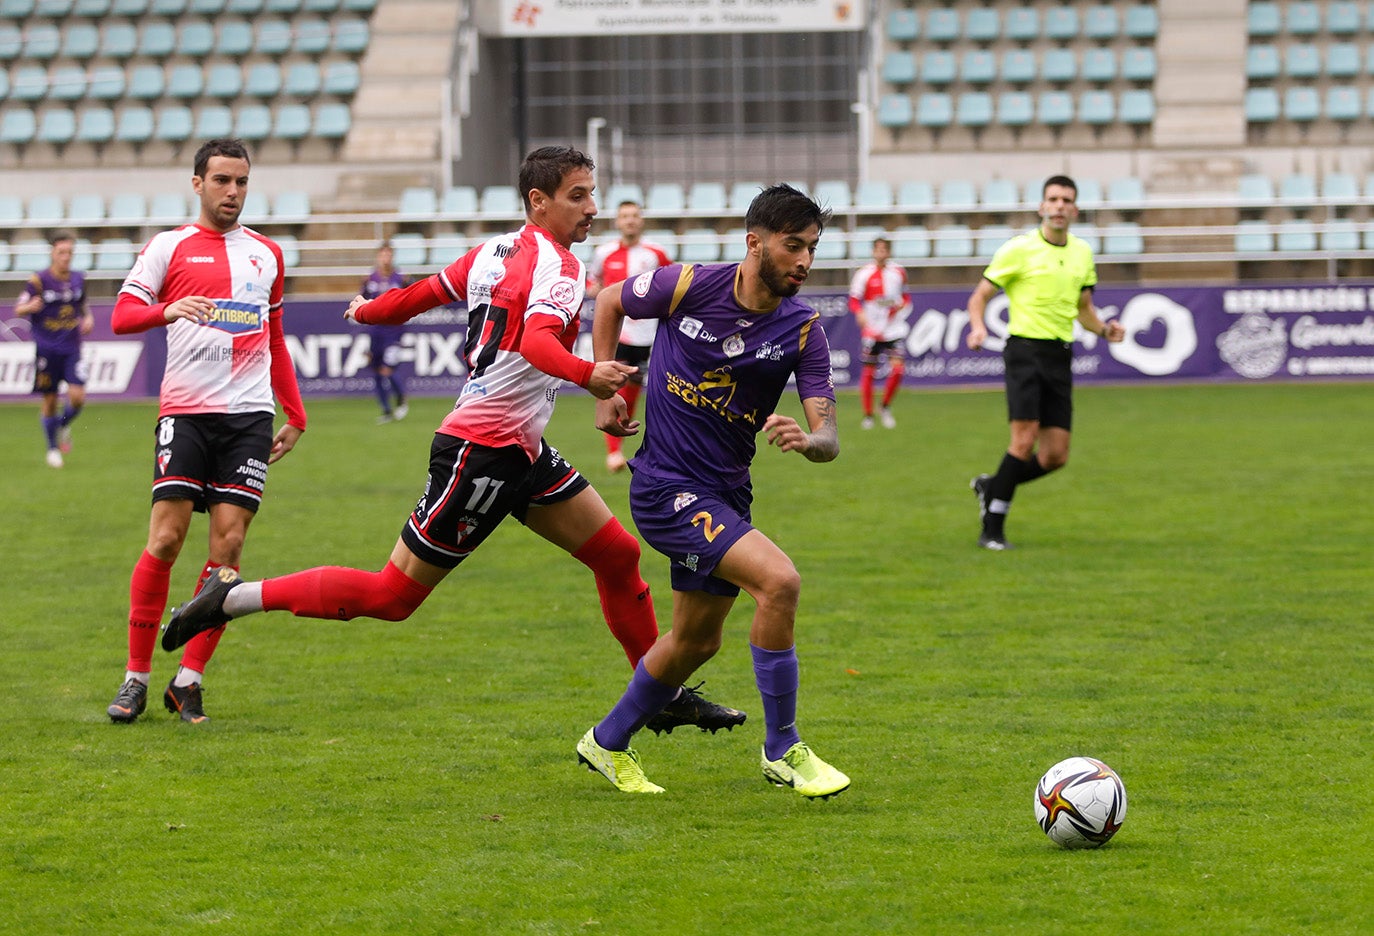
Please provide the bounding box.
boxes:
[644,682,747,735]
[162,567,241,652]
[978,534,1013,551]
[970,474,991,521]
[164,679,210,723]
[107,678,148,723]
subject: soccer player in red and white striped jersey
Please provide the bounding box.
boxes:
[848,236,911,429]
[106,138,306,724]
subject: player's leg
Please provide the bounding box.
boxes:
[35,353,63,464]
[858,338,877,427]
[382,347,408,418]
[879,345,904,428]
[57,357,87,452]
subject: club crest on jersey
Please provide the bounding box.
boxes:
[673,492,698,512]
[549,280,578,310]
[723,334,746,358]
[248,254,264,277]
[632,271,654,297]
[156,447,172,474]
[204,299,265,335]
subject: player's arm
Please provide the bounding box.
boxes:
[590,281,640,433]
[14,277,42,316]
[965,278,999,350]
[346,275,448,326]
[1076,288,1123,342]
[763,396,838,463]
[111,291,218,333]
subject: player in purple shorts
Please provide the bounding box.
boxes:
[14,232,93,469]
[361,242,410,423]
[576,183,851,798]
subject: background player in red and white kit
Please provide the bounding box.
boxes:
[585,201,671,473]
[848,236,911,430]
[106,138,307,725]
[162,146,746,737]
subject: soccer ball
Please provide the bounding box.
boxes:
[1033,756,1127,849]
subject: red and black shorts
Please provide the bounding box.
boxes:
[401,434,589,569]
[1003,335,1073,430]
[150,412,275,513]
[616,341,652,387]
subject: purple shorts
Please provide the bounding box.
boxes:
[629,474,754,597]
[34,349,87,393]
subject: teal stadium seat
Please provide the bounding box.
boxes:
[0,195,22,223]
[37,0,73,13]
[74,0,113,13]
[1326,1,1360,35]
[272,103,311,139]
[1123,4,1159,39]
[961,49,996,85]
[150,0,189,14]
[1246,46,1279,81]
[1079,91,1115,126]
[605,183,646,209]
[178,21,216,57]
[398,186,438,218]
[956,92,993,128]
[24,24,62,60]
[1084,5,1119,39]
[1321,220,1360,252]
[964,8,998,42]
[853,180,893,210]
[191,0,227,12]
[881,51,916,86]
[275,234,300,267]
[1001,49,1036,85]
[981,178,1020,211]
[138,22,176,58]
[1037,91,1074,127]
[333,19,369,54]
[206,63,244,99]
[218,22,254,56]
[15,240,53,272]
[63,24,101,60]
[897,180,933,209]
[1244,88,1280,124]
[255,20,292,56]
[89,67,126,100]
[1119,90,1156,125]
[312,103,351,138]
[722,228,749,262]
[1246,2,1279,37]
[1285,1,1320,35]
[920,50,956,86]
[1276,220,1317,252]
[322,60,359,96]
[166,63,204,100]
[687,182,726,212]
[154,105,193,142]
[1283,87,1319,122]
[0,24,21,62]
[480,185,520,216]
[38,109,77,145]
[27,194,66,223]
[645,182,685,213]
[234,104,272,140]
[50,67,89,102]
[677,229,720,263]
[890,224,930,260]
[876,93,913,129]
[886,9,918,43]
[1325,44,1359,79]
[264,0,300,11]
[925,8,959,43]
[149,191,191,222]
[1081,48,1117,83]
[127,64,165,99]
[341,0,375,10]
[195,104,233,138]
[1004,8,1038,41]
[1042,48,1077,83]
[108,193,148,222]
[848,226,886,261]
[304,0,340,11]
[1320,173,1358,200]
[94,238,134,272]
[441,186,478,216]
[976,224,1014,259]
[932,224,973,258]
[115,106,154,142]
[1074,178,1104,209]
[916,93,953,128]
[427,232,466,267]
[294,19,331,55]
[997,91,1033,127]
[11,66,48,102]
[1284,45,1320,80]
[245,62,282,97]
[938,180,976,209]
[99,24,138,59]
[0,0,32,13]
[1044,7,1079,40]
[813,231,847,262]
[729,181,763,211]
[1121,46,1156,81]
[1108,177,1145,205]
[76,107,115,143]
[68,193,105,222]
[239,190,269,222]
[73,239,95,271]
[1237,174,1274,201]
[812,180,852,210]
[285,62,322,97]
[0,70,7,100]
[1278,173,1316,201]
[227,0,263,14]
[111,0,150,12]
[1103,222,1144,255]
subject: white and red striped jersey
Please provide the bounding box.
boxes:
[118,223,296,420]
[589,238,671,346]
[848,260,912,342]
[434,224,587,460]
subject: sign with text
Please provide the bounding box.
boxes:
[475,0,865,36]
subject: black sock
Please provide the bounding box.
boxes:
[1015,454,1049,485]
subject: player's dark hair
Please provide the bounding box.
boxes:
[49,230,75,246]
[618,200,642,210]
[745,184,831,237]
[193,138,251,178]
[1043,175,1077,198]
[519,146,595,212]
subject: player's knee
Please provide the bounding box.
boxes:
[755,563,801,615]
[373,562,433,621]
[1042,450,1069,471]
[575,518,642,575]
[890,359,905,376]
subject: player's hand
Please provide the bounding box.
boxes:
[586,360,636,400]
[165,296,217,325]
[1102,319,1126,343]
[79,315,95,336]
[344,295,368,323]
[267,423,304,464]
[14,294,42,316]
[763,413,812,454]
[966,321,988,351]
[596,395,640,437]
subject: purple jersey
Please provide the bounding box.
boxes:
[622,262,834,489]
[22,268,87,355]
[362,269,409,348]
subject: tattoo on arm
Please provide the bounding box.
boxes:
[804,397,839,463]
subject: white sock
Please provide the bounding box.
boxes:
[125,671,150,685]
[173,667,203,688]
[223,580,263,617]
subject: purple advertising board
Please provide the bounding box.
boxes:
[4,282,1373,402]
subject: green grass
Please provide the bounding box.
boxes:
[1,383,1371,934]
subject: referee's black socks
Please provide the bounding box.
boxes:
[984,452,1052,535]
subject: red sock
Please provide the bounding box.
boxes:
[261,561,433,621]
[860,366,875,416]
[882,364,903,407]
[619,382,641,419]
[572,518,658,667]
[179,563,238,673]
[127,550,174,672]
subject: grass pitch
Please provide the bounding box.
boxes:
[1,383,1370,934]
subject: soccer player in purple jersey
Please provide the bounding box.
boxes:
[361,242,410,423]
[14,232,93,469]
[576,184,851,798]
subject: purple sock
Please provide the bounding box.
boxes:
[41,415,60,448]
[595,660,678,751]
[751,644,801,761]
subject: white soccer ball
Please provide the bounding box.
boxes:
[1033,756,1127,849]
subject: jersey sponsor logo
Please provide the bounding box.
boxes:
[205,299,266,335]
[682,553,700,572]
[186,256,217,263]
[677,316,718,342]
[549,280,578,309]
[735,318,754,328]
[673,492,698,512]
[723,334,746,358]
[632,270,654,297]
[756,340,784,361]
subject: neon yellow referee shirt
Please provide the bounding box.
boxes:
[981,229,1098,342]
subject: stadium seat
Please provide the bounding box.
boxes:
[975,224,1014,259]
[398,186,438,218]
[881,51,916,87]
[1001,49,1036,84]
[644,229,677,256]
[925,8,959,43]
[150,0,188,13]
[195,105,233,139]
[678,228,721,263]
[1236,221,1276,254]
[1319,172,1358,201]
[50,67,89,102]
[138,22,176,58]
[76,108,115,144]
[438,186,477,216]
[931,224,973,258]
[333,19,369,54]
[239,190,269,222]
[285,62,323,97]
[1326,1,1361,35]
[38,109,77,145]
[890,224,929,260]
[1244,88,1280,124]
[95,237,136,271]
[1004,8,1038,41]
[938,180,977,210]
[876,94,913,129]
[272,103,311,139]
[885,9,918,43]
[1285,1,1320,35]
[191,0,227,12]
[127,64,164,100]
[149,191,191,222]
[687,182,726,212]
[729,182,763,211]
[1237,174,1274,201]
[115,106,154,143]
[1083,5,1119,39]
[1283,87,1320,123]
[13,239,52,274]
[154,105,193,142]
[1073,178,1104,209]
[312,103,351,138]
[427,232,467,267]
[813,180,852,210]
[1079,91,1115,126]
[964,8,998,42]
[1320,219,1360,252]
[1037,91,1074,127]
[960,49,997,85]
[108,192,148,222]
[75,0,113,13]
[1325,44,1360,79]
[24,24,61,60]
[1284,45,1320,80]
[1278,173,1316,202]
[388,233,426,268]
[0,24,22,62]
[294,19,331,54]
[853,180,893,210]
[63,23,101,60]
[341,0,375,9]
[11,66,48,102]
[1276,220,1317,252]
[217,21,254,56]
[167,64,205,100]
[996,91,1034,128]
[98,23,137,59]
[920,50,957,86]
[322,60,359,96]
[177,21,216,57]
[896,180,933,210]
[111,0,149,12]
[245,62,282,97]
[1246,45,1279,81]
[813,232,847,262]
[88,67,126,100]
[981,178,1020,210]
[1123,4,1159,39]
[645,182,685,213]
[264,0,300,11]
[255,20,292,55]
[846,226,885,261]
[1108,177,1146,206]
[27,194,65,223]
[234,104,272,140]
[1247,2,1279,37]
[1119,47,1156,84]
[303,0,337,9]
[0,195,21,224]
[1103,222,1144,255]
[275,234,300,268]
[1044,7,1079,39]
[916,93,953,128]
[480,185,521,216]
[1081,48,1117,83]
[1042,48,1077,83]
[206,63,244,99]
[956,92,993,128]
[1075,228,1102,254]
[0,109,36,144]
[1119,90,1156,125]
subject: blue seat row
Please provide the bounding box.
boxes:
[882,47,1157,87]
[0,17,369,60]
[1245,43,1374,80]
[887,4,1159,43]
[0,100,350,143]
[0,188,310,224]
[1,59,359,102]
[1244,85,1373,123]
[1247,1,1371,37]
[879,90,1156,129]
[1235,219,1374,254]
[0,0,377,18]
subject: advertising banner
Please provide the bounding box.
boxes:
[475,0,866,37]
[5,283,1374,404]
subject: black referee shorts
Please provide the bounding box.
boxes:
[1003,335,1073,430]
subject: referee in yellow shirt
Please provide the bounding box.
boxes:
[964,175,1124,550]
